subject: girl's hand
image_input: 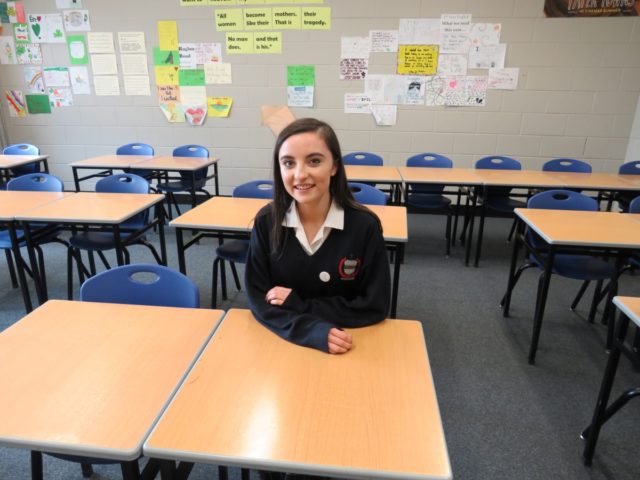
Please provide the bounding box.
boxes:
[265,286,292,306]
[328,328,352,354]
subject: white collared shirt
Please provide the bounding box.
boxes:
[283,200,344,255]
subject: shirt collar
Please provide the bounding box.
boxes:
[283,199,344,230]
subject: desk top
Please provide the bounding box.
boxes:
[472,169,567,188]
[133,155,219,171]
[541,171,639,191]
[345,165,403,183]
[617,174,640,189]
[0,190,71,221]
[612,296,640,328]
[15,191,164,224]
[398,167,481,185]
[69,155,153,168]
[515,208,640,248]
[170,197,408,242]
[0,154,48,168]
[145,309,451,480]
[0,300,224,460]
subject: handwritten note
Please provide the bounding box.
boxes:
[397,45,438,75]
[204,62,232,84]
[340,58,368,80]
[488,68,519,90]
[87,32,114,53]
[158,20,178,51]
[118,32,146,53]
[369,30,398,53]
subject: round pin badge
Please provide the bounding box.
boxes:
[319,271,330,282]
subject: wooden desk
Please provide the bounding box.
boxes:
[0,191,71,312]
[133,155,220,197]
[170,197,408,317]
[345,165,403,204]
[0,300,224,480]
[582,296,640,465]
[502,209,640,363]
[70,155,153,191]
[145,309,451,480]
[16,192,166,304]
[541,171,640,192]
[0,154,49,180]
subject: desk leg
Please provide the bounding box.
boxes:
[23,223,47,305]
[602,256,624,351]
[158,205,167,266]
[8,223,33,312]
[214,163,220,196]
[464,189,478,266]
[72,167,80,192]
[451,187,463,247]
[501,218,523,317]
[120,460,141,480]
[176,228,187,275]
[390,243,404,318]
[114,225,125,266]
[582,311,629,465]
[158,460,176,480]
[474,189,488,267]
[528,247,555,365]
[31,451,44,480]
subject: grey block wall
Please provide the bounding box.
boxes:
[1,0,639,193]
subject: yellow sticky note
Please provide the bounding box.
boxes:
[254,32,281,54]
[158,21,179,51]
[208,96,233,117]
[180,0,207,6]
[298,0,324,3]
[236,0,264,4]
[272,7,301,29]
[155,65,180,85]
[216,8,244,31]
[244,8,273,30]
[301,7,331,30]
[208,0,237,5]
[397,45,438,75]
[226,32,255,54]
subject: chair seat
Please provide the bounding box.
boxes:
[483,196,526,213]
[530,253,616,281]
[69,231,140,250]
[156,179,206,192]
[0,230,24,249]
[407,193,451,209]
[216,240,249,263]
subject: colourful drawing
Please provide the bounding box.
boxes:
[4,89,26,117]
[48,87,73,107]
[153,46,179,66]
[0,35,17,64]
[25,93,51,114]
[7,2,25,23]
[23,66,45,93]
[67,34,88,64]
[207,97,232,118]
[13,22,29,43]
[159,102,185,123]
[28,13,66,43]
[16,43,42,64]
[184,105,207,125]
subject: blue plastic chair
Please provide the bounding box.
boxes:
[117,142,155,181]
[2,173,68,293]
[2,143,40,181]
[343,152,383,166]
[349,182,387,205]
[616,160,640,212]
[80,263,199,307]
[67,174,163,299]
[212,180,274,308]
[500,190,618,356]
[155,145,212,218]
[542,158,592,174]
[406,153,454,256]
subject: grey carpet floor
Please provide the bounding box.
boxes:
[0,213,638,480]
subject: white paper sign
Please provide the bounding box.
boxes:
[91,54,118,75]
[0,36,17,64]
[88,32,115,54]
[344,93,371,114]
[437,54,468,76]
[469,23,501,48]
[204,62,232,84]
[118,32,146,53]
[179,86,207,105]
[48,87,73,107]
[398,18,440,45]
[440,13,471,54]
[488,68,519,90]
[94,75,120,96]
[425,76,446,106]
[43,67,71,87]
[287,86,314,107]
[63,10,91,32]
[124,76,151,96]
[69,66,91,94]
[369,30,398,53]
[121,54,148,75]
[468,44,506,69]
[341,36,371,59]
[371,104,397,126]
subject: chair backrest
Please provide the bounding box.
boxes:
[80,263,199,308]
[629,196,640,213]
[116,143,154,156]
[619,160,640,175]
[542,158,592,173]
[7,173,63,192]
[233,180,274,199]
[475,155,521,171]
[406,153,453,194]
[528,189,598,211]
[348,182,387,205]
[96,173,149,228]
[173,144,209,182]
[3,143,40,175]
[3,143,39,155]
[343,152,383,166]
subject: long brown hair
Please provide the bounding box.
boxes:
[269,118,381,253]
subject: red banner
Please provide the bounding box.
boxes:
[545,0,640,16]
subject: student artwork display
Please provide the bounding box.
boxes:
[25,93,51,114]
[7,2,26,24]
[4,89,25,117]
[16,43,42,64]
[287,64,314,107]
[62,9,91,32]
[0,35,17,64]
[13,23,29,43]
[48,87,73,107]
[28,13,66,43]
[43,67,70,87]
[69,66,90,94]
[23,66,45,93]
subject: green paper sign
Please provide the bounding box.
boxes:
[26,94,51,114]
[13,23,29,44]
[67,35,88,65]
[287,65,315,86]
[179,69,205,86]
[153,47,179,66]
[0,3,9,24]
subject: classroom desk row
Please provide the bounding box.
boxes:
[0,154,49,176]
[0,190,166,312]
[69,154,220,197]
[0,300,451,480]
[169,196,408,318]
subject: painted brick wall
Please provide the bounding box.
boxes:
[1,0,639,192]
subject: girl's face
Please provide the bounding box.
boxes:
[278,131,337,210]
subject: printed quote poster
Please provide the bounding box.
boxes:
[544,0,640,16]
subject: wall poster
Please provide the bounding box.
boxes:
[544,0,640,16]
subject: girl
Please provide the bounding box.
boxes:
[245,118,391,354]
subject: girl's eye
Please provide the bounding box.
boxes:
[309,158,321,165]
[281,160,294,168]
